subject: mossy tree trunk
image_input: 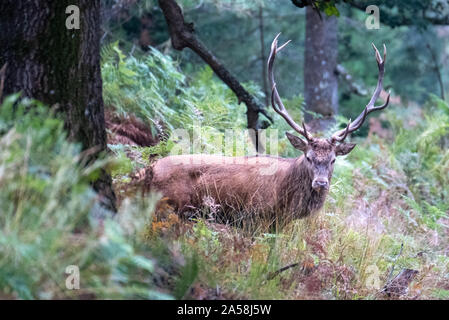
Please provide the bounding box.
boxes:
[0,0,116,212]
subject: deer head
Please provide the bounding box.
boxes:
[268,33,390,191]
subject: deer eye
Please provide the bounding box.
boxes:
[306,156,312,162]
[331,159,336,165]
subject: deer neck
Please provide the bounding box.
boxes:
[279,156,328,218]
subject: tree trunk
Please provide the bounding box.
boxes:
[259,5,269,107]
[0,0,116,212]
[304,7,339,131]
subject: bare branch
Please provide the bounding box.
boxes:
[158,0,273,134]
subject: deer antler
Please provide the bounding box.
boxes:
[331,44,390,143]
[268,33,312,141]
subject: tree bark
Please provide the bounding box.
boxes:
[0,0,116,212]
[258,6,269,107]
[304,6,339,131]
[426,43,445,101]
[158,0,272,140]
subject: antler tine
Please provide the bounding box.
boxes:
[268,33,311,141]
[302,122,308,135]
[331,43,390,143]
[332,119,351,143]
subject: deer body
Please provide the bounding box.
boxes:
[151,153,329,220]
[148,34,390,222]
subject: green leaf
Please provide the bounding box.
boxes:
[324,3,339,17]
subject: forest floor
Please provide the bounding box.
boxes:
[109,101,449,300]
[2,48,448,300]
[99,47,449,299]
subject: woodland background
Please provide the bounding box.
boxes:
[0,0,448,299]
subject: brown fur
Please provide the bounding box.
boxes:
[105,110,158,147]
[149,137,351,222]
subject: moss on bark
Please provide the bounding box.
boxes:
[0,0,116,211]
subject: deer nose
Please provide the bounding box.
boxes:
[312,178,329,190]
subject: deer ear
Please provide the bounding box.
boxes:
[336,143,356,156]
[286,132,307,152]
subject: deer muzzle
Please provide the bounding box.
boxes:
[312,178,329,191]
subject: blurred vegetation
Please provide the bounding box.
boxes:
[102,0,449,121]
[1,0,448,300]
[0,95,172,299]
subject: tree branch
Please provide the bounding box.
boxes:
[335,64,368,96]
[0,63,7,103]
[158,0,273,135]
[267,262,299,280]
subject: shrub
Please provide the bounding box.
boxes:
[0,95,169,299]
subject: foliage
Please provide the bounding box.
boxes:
[346,0,449,28]
[102,43,302,160]
[102,0,448,117]
[102,45,449,299]
[3,0,449,300]
[294,0,449,27]
[147,96,449,299]
[0,95,171,299]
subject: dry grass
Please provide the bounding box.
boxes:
[124,126,449,300]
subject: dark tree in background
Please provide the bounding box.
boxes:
[0,0,116,212]
[304,7,339,131]
[293,0,449,131]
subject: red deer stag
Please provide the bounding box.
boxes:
[149,34,390,222]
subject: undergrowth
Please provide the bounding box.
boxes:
[1,44,448,300]
[148,96,449,300]
[106,46,449,300]
[0,95,172,299]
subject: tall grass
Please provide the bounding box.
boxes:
[103,45,448,300]
[152,99,449,299]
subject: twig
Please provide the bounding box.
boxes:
[373,243,405,299]
[387,243,404,282]
[382,268,419,298]
[335,64,368,96]
[0,63,7,103]
[267,262,299,280]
